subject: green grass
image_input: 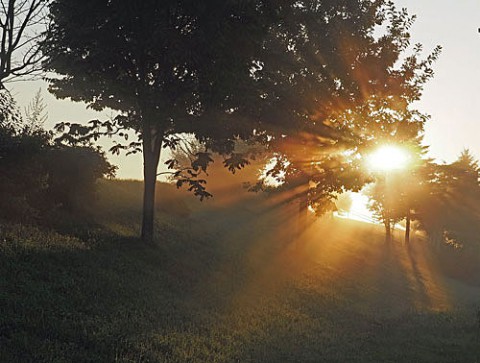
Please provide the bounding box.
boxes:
[1,179,480,362]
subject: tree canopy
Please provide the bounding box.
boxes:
[43,0,440,243]
[415,150,480,250]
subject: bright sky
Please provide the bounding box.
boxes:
[395,0,480,163]
[6,0,480,179]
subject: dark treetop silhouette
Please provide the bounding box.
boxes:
[43,0,438,243]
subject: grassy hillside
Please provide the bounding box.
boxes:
[1,179,480,362]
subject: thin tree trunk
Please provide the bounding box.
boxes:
[385,220,391,243]
[405,209,411,245]
[141,125,163,244]
[291,183,309,247]
[297,193,308,231]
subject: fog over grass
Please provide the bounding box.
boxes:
[1,180,480,362]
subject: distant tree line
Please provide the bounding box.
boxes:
[364,147,480,276]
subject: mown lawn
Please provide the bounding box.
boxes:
[1,181,480,362]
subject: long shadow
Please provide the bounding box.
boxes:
[227,224,480,362]
[183,197,297,314]
[2,201,476,362]
[405,242,432,307]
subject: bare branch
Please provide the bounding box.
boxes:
[0,0,48,87]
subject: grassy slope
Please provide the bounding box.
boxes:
[1,179,480,362]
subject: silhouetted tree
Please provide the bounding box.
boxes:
[366,169,405,241]
[255,3,439,226]
[43,0,439,244]
[0,0,49,133]
[443,151,480,248]
[365,145,432,243]
[43,0,289,243]
[0,0,48,87]
[406,151,480,278]
[401,158,435,244]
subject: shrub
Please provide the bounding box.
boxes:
[0,125,116,224]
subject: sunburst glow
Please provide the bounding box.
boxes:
[367,145,409,171]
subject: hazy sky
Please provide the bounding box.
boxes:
[7,0,480,179]
[395,0,480,163]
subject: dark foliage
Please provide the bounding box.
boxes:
[417,150,480,251]
[0,124,116,224]
[42,146,116,215]
[0,125,50,220]
[42,0,440,242]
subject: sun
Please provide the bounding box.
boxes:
[367,145,409,171]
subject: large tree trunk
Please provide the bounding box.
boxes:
[141,126,163,244]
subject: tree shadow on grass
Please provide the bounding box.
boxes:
[2,207,479,362]
[209,219,480,362]
[226,244,480,362]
